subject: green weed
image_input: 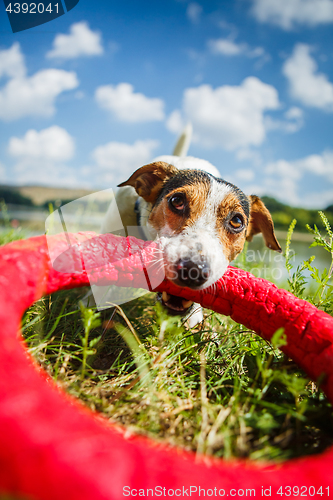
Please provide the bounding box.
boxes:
[13,212,333,462]
[0,200,25,245]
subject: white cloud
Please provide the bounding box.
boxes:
[0,68,79,121]
[167,77,279,150]
[0,43,26,80]
[9,126,75,162]
[263,176,299,205]
[46,22,103,59]
[208,38,265,59]
[266,152,333,189]
[283,44,333,111]
[284,106,304,120]
[264,151,333,207]
[92,139,159,184]
[0,43,79,121]
[251,0,333,30]
[236,148,263,166]
[186,3,202,23]
[166,110,184,134]
[8,126,78,186]
[95,83,165,123]
[234,169,255,182]
[265,159,302,181]
[294,151,333,180]
[300,189,333,208]
[74,90,85,100]
[208,39,246,56]
[264,106,304,133]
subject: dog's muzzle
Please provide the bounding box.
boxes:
[174,258,210,289]
[157,257,210,317]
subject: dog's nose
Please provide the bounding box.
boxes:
[175,258,210,288]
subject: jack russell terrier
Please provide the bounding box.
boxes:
[102,154,282,328]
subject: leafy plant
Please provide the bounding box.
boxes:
[304,212,333,312]
[284,219,311,298]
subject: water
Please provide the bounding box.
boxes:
[241,233,332,286]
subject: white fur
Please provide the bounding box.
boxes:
[187,305,204,328]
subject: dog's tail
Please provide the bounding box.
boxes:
[172,122,192,157]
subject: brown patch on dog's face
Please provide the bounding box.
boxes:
[215,192,249,262]
[149,183,211,235]
[118,162,178,203]
[246,195,282,252]
[150,179,250,265]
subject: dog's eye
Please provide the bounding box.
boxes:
[169,194,185,212]
[228,214,244,231]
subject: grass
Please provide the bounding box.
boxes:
[0,201,26,245]
[5,212,333,463]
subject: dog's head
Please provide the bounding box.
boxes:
[119,161,281,294]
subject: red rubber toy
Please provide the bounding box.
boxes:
[0,232,333,500]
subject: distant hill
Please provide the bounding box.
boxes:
[261,196,333,233]
[0,187,34,206]
[0,185,94,207]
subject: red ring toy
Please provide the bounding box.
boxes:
[1,232,333,500]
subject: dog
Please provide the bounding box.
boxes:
[102,154,282,327]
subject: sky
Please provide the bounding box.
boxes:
[1,0,333,208]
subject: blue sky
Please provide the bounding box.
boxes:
[1,0,333,207]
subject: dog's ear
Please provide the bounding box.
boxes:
[246,195,282,252]
[117,161,178,203]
